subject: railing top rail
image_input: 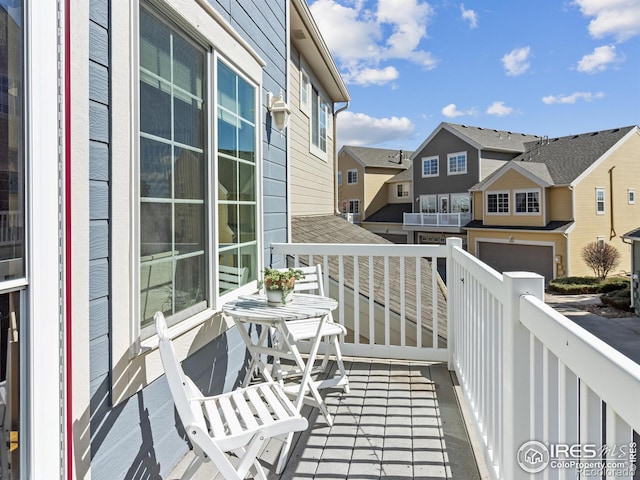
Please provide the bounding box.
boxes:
[521,294,640,431]
[271,242,448,258]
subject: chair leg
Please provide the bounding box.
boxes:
[331,336,350,393]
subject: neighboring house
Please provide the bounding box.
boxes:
[467,125,640,283]
[288,0,349,218]
[360,166,413,243]
[338,146,411,223]
[622,227,640,315]
[0,1,347,478]
[405,122,540,246]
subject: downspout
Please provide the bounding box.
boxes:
[333,101,349,215]
[64,0,73,477]
[609,166,616,239]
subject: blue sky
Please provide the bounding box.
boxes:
[308,0,640,150]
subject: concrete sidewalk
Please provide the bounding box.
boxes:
[545,292,640,365]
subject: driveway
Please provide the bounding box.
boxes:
[545,292,640,365]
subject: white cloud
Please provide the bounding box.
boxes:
[460,4,478,28]
[310,0,437,86]
[577,45,624,73]
[486,101,513,116]
[344,66,400,86]
[573,0,640,42]
[541,91,605,104]
[337,111,415,146]
[441,103,476,118]
[501,47,531,76]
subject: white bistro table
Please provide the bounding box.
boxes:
[222,293,338,473]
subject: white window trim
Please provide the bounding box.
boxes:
[309,84,329,161]
[628,189,635,205]
[596,187,605,215]
[513,188,542,215]
[421,156,438,178]
[486,190,510,215]
[348,199,360,213]
[111,0,266,404]
[347,168,358,185]
[447,151,467,175]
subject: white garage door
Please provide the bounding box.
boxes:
[478,242,554,282]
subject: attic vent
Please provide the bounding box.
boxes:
[292,29,306,40]
[590,131,599,136]
[612,128,620,133]
[572,135,579,139]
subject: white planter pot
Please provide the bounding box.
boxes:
[266,289,293,305]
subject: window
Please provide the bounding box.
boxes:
[450,193,470,213]
[348,199,360,213]
[422,156,438,177]
[597,236,605,246]
[310,86,328,157]
[347,169,358,185]
[596,188,605,214]
[629,189,635,205]
[138,8,258,337]
[420,195,436,213]
[397,184,409,198]
[514,190,540,214]
[448,152,467,175]
[300,68,310,113]
[487,191,509,214]
[337,170,342,186]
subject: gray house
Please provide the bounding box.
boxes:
[0,0,347,478]
[405,122,540,245]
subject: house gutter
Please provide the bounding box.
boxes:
[334,101,349,215]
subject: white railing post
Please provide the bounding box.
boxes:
[446,237,462,370]
[501,272,544,479]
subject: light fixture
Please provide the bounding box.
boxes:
[268,90,290,136]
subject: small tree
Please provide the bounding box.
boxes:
[581,242,620,280]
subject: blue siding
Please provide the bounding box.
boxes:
[88,0,290,478]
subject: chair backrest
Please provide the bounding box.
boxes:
[154,312,207,435]
[219,264,249,292]
[287,265,325,295]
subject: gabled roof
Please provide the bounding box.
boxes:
[471,125,639,190]
[410,122,540,160]
[513,125,637,186]
[622,227,640,241]
[387,166,413,183]
[340,146,413,169]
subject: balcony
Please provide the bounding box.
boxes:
[340,212,361,224]
[172,239,640,479]
[403,212,471,233]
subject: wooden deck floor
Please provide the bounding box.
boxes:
[169,359,481,480]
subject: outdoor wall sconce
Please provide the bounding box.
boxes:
[268,91,290,136]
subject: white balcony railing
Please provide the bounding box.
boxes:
[271,238,640,480]
[403,211,471,228]
[339,212,361,224]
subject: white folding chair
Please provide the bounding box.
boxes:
[273,264,350,394]
[154,312,308,480]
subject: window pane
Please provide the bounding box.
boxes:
[218,203,236,247]
[218,156,237,201]
[238,161,255,201]
[218,111,238,157]
[139,10,207,330]
[238,78,254,121]
[238,121,255,162]
[217,61,236,113]
[515,192,526,212]
[0,0,24,280]
[240,244,257,284]
[311,88,319,147]
[238,204,256,243]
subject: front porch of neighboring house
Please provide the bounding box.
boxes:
[172,240,639,480]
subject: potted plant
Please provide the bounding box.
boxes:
[262,267,304,305]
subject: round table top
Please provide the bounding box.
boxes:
[222,293,338,323]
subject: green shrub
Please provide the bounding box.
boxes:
[601,286,633,311]
[548,276,629,294]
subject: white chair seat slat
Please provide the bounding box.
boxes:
[218,395,243,437]
[231,390,260,431]
[286,319,346,342]
[258,383,291,422]
[201,399,227,438]
[245,387,276,428]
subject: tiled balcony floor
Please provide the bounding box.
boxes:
[169,359,481,480]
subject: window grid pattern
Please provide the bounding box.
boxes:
[347,169,358,184]
[515,191,540,213]
[596,188,605,214]
[422,157,438,177]
[487,192,509,213]
[448,152,467,174]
